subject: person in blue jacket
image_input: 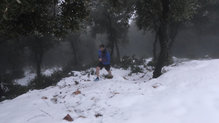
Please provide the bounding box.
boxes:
[94,44,112,81]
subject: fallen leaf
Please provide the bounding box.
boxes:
[113,92,120,95]
[152,83,162,88]
[41,96,48,100]
[73,89,81,95]
[63,114,73,122]
[78,115,86,118]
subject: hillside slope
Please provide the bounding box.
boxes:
[1,59,219,123]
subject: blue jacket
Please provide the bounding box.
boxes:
[98,49,110,65]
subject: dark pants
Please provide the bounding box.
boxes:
[97,62,111,71]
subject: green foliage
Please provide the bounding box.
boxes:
[1,69,65,101]
[60,0,89,32]
[90,0,134,47]
[0,0,90,80]
[135,0,201,78]
[147,60,156,67]
[130,65,143,74]
[136,0,200,31]
[0,71,28,102]
[0,83,28,102]
[1,0,54,37]
[135,0,161,31]
[170,0,199,22]
[119,56,144,74]
[119,56,133,69]
[0,0,90,38]
[29,70,67,89]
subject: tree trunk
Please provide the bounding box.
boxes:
[115,40,120,63]
[34,38,44,78]
[106,12,115,60]
[36,59,42,78]
[153,0,170,78]
[153,32,159,62]
[53,0,56,17]
[109,39,114,58]
[153,27,169,78]
[0,75,2,98]
[168,22,180,56]
[70,40,78,65]
[35,51,43,78]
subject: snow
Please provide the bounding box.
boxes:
[14,70,36,86]
[14,67,62,86]
[1,59,219,123]
[42,67,62,76]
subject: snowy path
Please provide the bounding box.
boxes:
[1,59,219,123]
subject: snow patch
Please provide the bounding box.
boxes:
[14,67,62,86]
[1,59,219,123]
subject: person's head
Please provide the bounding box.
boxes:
[99,44,105,51]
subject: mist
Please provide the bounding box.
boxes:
[1,0,219,100]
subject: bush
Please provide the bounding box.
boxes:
[119,56,133,69]
[117,56,145,74]
[29,70,66,89]
[130,65,143,74]
[147,60,156,67]
[1,62,91,101]
[0,82,28,102]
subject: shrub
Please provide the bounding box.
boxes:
[29,70,66,89]
[118,56,145,74]
[0,82,28,102]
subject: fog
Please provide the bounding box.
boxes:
[16,1,219,69]
[42,19,219,68]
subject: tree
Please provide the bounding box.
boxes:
[66,32,81,66]
[90,0,134,62]
[191,0,218,33]
[0,38,25,85]
[0,0,89,78]
[136,0,199,78]
[60,0,90,67]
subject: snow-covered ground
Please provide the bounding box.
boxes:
[1,59,219,123]
[14,67,62,86]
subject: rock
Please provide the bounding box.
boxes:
[63,114,74,122]
[104,75,113,79]
[78,115,86,118]
[114,92,120,95]
[73,89,81,95]
[152,85,158,88]
[152,83,162,88]
[95,113,103,118]
[123,76,128,80]
[41,96,48,100]
[75,81,79,85]
[109,92,120,98]
[50,97,58,104]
